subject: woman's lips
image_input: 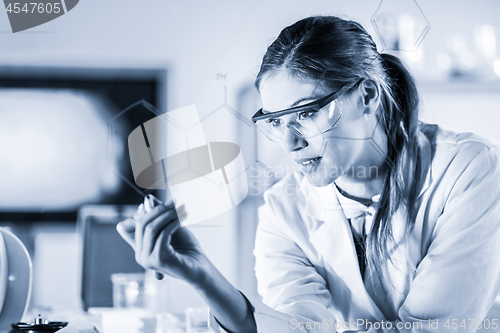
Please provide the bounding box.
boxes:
[295,157,322,172]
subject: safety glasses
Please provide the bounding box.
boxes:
[251,80,361,143]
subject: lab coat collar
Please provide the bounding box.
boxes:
[300,178,335,221]
[306,185,386,321]
[417,129,433,199]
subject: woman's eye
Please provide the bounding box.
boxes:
[297,110,317,121]
[266,118,282,127]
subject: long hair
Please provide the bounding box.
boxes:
[255,16,421,290]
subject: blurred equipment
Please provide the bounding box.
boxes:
[185,307,210,333]
[110,273,147,309]
[155,312,183,333]
[9,314,100,333]
[9,314,67,333]
[0,228,32,332]
[78,205,144,311]
[87,307,149,333]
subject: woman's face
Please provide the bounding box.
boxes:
[258,70,386,188]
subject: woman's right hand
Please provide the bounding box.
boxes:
[116,196,211,287]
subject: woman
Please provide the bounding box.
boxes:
[117,16,500,332]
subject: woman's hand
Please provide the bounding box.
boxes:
[117,195,210,287]
[118,195,257,332]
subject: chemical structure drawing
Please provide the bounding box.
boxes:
[200,74,278,197]
[108,101,226,228]
[109,87,255,226]
[108,100,217,197]
[107,99,164,200]
[107,72,291,222]
[130,104,248,226]
[371,0,430,52]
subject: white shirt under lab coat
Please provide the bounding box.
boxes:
[210,123,500,332]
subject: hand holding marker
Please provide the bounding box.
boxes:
[131,194,187,280]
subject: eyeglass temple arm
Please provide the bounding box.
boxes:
[251,79,361,123]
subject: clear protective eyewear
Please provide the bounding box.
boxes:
[251,80,361,143]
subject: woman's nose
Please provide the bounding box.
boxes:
[282,125,308,152]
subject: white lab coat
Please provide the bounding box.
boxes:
[210,124,500,332]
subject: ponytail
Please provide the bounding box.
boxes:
[366,53,421,290]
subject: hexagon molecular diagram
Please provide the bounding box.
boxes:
[233,80,296,196]
[200,103,257,192]
[108,100,192,198]
[200,77,292,198]
[371,0,430,52]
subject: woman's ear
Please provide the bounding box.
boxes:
[358,79,380,115]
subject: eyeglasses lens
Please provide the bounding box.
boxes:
[256,100,341,143]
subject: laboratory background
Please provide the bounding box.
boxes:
[0,0,499,332]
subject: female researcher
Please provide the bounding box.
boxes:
[117,16,500,332]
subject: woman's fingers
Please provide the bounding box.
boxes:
[135,204,167,255]
[132,203,145,221]
[136,196,154,253]
[118,194,187,273]
[117,201,149,249]
[140,208,179,261]
[118,195,181,264]
[135,201,177,257]
[117,218,136,249]
[117,201,147,249]
[148,219,182,267]
[144,195,153,213]
[138,205,185,270]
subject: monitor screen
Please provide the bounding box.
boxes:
[0,67,166,221]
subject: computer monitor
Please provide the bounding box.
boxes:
[78,204,144,310]
[0,66,167,223]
